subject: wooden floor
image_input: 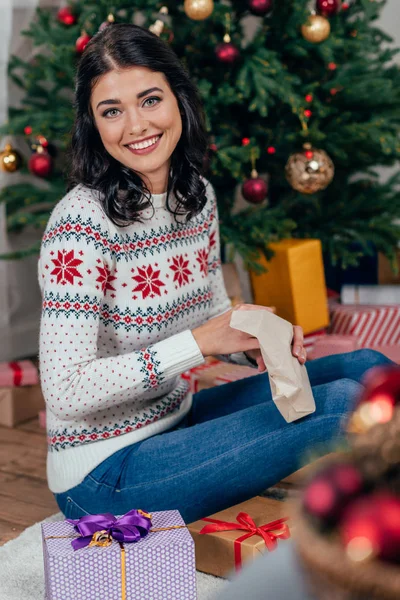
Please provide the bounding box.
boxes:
[0,416,333,547]
[0,418,57,546]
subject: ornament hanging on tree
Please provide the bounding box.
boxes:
[57,6,76,26]
[301,14,331,43]
[285,143,334,194]
[316,0,341,16]
[99,13,115,32]
[242,148,268,204]
[149,6,173,41]
[0,143,22,173]
[28,145,52,178]
[76,31,91,54]
[248,0,273,17]
[184,0,214,21]
[215,13,240,64]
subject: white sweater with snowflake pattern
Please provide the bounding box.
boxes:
[38,180,253,493]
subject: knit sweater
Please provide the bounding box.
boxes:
[38,180,254,493]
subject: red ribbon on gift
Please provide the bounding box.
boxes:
[199,512,290,571]
[9,362,23,386]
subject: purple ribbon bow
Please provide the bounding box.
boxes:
[67,509,152,551]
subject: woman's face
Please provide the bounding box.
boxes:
[90,66,182,194]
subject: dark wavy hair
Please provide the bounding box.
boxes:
[68,23,209,225]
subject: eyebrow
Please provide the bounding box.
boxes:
[96,87,164,110]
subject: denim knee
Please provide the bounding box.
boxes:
[350,348,392,368]
[327,377,363,414]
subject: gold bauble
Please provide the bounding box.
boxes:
[301,14,330,43]
[0,143,22,173]
[285,145,334,194]
[184,0,214,20]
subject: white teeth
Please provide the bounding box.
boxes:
[129,135,161,150]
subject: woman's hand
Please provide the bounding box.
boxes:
[192,303,273,359]
[246,324,307,369]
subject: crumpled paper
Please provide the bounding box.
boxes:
[230,309,315,423]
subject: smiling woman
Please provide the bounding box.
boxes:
[38,22,391,526]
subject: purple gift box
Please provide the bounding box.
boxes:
[41,510,197,600]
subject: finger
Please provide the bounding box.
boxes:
[292,325,304,356]
[297,348,307,364]
[256,355,267,372]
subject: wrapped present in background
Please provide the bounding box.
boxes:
[0,360,38,387]
[308,334,360,361]
[378,251,400,285]
[0,360,44,427]
[341,284,400,305]
[181,359,258,393]
[39,409,46,429]
[249,239,329,335]
[303,328,327,355]
[188,496,291,578]
[329,302,400,347]
[222,262,244,306]
[42,509,196,600]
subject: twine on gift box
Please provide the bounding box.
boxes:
[44,511,188,600]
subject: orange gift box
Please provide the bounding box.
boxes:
[249,239,329,335]
[188,496,291,578]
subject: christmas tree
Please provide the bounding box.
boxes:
[1,0,399,271]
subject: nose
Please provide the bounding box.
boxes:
[128,111,149,137]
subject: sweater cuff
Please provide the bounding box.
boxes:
[153,330,205,379]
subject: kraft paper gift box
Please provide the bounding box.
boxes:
[181,359,258,393]
[42,509,196,600]
[308,334,360,360]
[0,360,44,427]
[329,303,400,347]
[188,496,291,578]
[249,239,330,335]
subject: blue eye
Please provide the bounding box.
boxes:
[143,96,161,107]
[103,108,120,118]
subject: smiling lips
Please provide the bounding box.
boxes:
[126,134,163,155]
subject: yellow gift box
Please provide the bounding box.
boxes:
[249,239,329,335]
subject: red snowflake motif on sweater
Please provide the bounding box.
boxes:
[50,250,83,285]
[209,230,216,250]
[95,263,117,293]
[132,265,165,299]
[196,248,209,277]
[169,255,192,287]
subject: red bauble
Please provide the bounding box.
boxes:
[303,462,364,527]
[28,152,52,178]
[341,492,400,563]
[57,7,76,26]
[215,42,240,64]
[353,365,400,429]
[316,0,341,16]
[76,33,91,54]
[248,0,273,17]
[242,177,268,204]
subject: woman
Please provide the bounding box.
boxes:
[38,23,391,523]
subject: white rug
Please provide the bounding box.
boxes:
[0,513,227,600]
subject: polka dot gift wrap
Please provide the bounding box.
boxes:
[41,510,197,600]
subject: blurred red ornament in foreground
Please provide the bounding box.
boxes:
[303,462,364,527]
[351,365,400,432]
[341,492,400,563]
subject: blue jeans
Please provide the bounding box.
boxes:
[55,350,391,523]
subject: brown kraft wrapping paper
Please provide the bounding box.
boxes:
[188,496,292,578]
[0,385,45,427]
